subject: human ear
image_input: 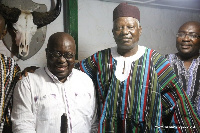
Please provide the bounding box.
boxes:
[139,26,142,36]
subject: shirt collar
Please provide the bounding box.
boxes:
[44,66,73,83]
[111,45,146,61]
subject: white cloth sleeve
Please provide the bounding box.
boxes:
[11,76,36,133]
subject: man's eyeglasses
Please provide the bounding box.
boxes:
[176,32,200,39]
[46,49,75,60]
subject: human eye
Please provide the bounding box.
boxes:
[128,25,136,30]
[114,24,123,31]
[189,33,199,39]
[189,34,196,38]
[64,53,74,59]
[52,51,61,58]
[116,26,123,31]
[177,33,185,38]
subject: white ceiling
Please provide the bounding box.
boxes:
[100,0,200,11]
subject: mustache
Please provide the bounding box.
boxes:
[180,44,192,46]
[177,42,192,46]
[120,36,132,39]
[55,65,68,68]
[118,37,132,40]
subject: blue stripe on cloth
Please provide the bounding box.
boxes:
[140,49,150,120]
[99,89,111,133]
[121,79,128,118]
[156,61,169,73]
[164,93,175,105]
[81,61,90,76]
[97,74,103,98]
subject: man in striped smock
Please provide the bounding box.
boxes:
[0,14,21,132]
[165,21,200,119]
[75,3,200,133]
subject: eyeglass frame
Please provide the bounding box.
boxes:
[176,32,200,39]
[45,48,76,60]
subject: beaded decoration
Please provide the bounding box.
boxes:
[0,54,20,130]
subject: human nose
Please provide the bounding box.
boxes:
[121,27,129,35]
[58,56,67,63]
[182,34,191,40]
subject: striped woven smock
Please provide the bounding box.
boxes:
[75,47,200,133]
[165,54,200,117]
[0,54,20,132]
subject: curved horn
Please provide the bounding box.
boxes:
[32,0,61,28]
[0,3,21,23]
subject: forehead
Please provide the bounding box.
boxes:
[179,23,200,33]
[48,38,76,52]
[114,17,139,26]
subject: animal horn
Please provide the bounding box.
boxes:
[32,0,61,28]
[0,3,21,23]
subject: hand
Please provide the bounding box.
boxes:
[18,66,39,80]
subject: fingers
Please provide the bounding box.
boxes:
[21,66,39,77]
[24,69,28,77]
[18,73,22,80]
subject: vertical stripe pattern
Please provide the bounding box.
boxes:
[0,54,20,130]
[75,48,200,133]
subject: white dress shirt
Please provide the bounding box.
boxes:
[11,67,96,133]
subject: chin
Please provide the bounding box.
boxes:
[118,44,135,50]
[54,70,68,77]
[179,52,194,58]
[180,50,192,54]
